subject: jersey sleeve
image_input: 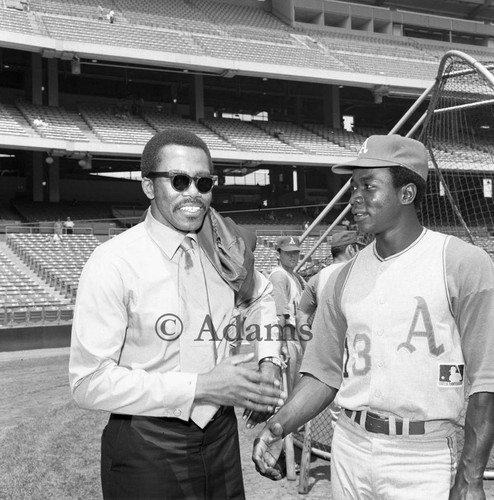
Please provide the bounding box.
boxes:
[297,274,318,317]
[300,263,350,390]
[446,237,494,395]
[268,270,291,317]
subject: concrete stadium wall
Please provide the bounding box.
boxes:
[0,176,25,200]
[0,324,71,352]
[272,0,293,24]
[60,178,148,204]
[0,176,148,205]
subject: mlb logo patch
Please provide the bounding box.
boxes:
[438,364,464,387]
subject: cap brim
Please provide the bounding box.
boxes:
[279,245,301,251]
[332,158,401,174]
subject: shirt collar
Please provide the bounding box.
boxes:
[145,209,198,259]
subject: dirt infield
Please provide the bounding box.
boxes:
[1,348,493,499]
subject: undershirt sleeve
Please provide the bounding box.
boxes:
[446,237,494,395]
[298,274,318,317]
[269,270,291,317]
[300,264,351,391]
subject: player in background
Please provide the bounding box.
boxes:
[253,134,494,499]
[295,230,367,428]
[296,230,366,351]
[268,236,306,392]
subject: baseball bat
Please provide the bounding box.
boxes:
[284,431,296,481]
[282,360,297,481]
[298,419,312,494]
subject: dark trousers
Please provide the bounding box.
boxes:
[101,407,245,500]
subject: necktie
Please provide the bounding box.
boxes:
[178,236,219,428]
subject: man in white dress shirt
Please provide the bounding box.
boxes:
[69,128,284,499]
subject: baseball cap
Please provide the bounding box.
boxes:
[332,135,429,181]
[331,231,366,248]
[276,236,301,251]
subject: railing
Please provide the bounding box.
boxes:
[4,219,124,236]
[0,303,73,328]
[108,226,128,238]
[5,224,94,235]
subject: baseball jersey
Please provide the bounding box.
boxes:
[301,228,494,423]
[269,266,304,326]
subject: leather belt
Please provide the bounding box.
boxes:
[210,405,229,422]
[344,409,425,435]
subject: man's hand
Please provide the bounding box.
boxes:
[252,421,285,481]
[195,353,286,414]
[449,392,494,500]
[449,476,485,500]
[243,360,282,429]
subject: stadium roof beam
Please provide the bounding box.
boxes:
[355,0,494,22]
[466,0,494,20]
[81,60,225,78]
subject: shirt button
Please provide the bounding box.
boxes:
[377,361,384,367]
[375,390,382,398]
[174,409,181,417]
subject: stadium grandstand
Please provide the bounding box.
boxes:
[2,0,494,488]
[0,0,493,340]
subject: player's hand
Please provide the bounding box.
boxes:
[252,421,285,481]
[449,477,485,500]
[243,361,282,429]
[195,353,286,413]
[280,340,290,362]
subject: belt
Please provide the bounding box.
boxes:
[344,409,425,436]
[210,405,229,422]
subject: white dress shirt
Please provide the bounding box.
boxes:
[69,211,280,420]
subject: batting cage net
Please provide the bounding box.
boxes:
[294,50,494,475]
[418,51,494,248]
[418,50,494,474]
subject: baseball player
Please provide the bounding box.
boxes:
[296,230,366,344]
[296,230,366,428]
[267,236,306,393]
[252,135,494,499]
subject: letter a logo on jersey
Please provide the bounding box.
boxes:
[397,296,445,356]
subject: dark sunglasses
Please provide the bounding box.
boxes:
[147,171,217,194]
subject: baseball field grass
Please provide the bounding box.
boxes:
[0,348,334,500]
[1,348,493,500]
[0,350,105,500]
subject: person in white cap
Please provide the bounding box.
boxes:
[296,230,367,344]
[253,134,494,499]
[267,236,306,393]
